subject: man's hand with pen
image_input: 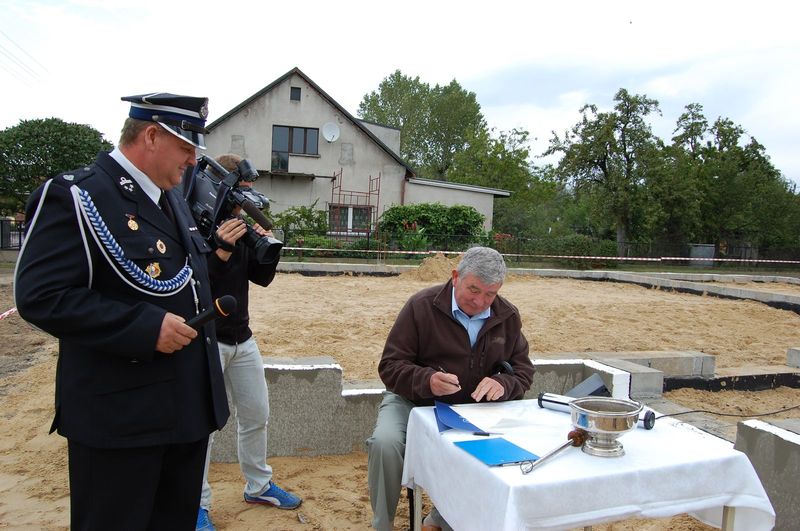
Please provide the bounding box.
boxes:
[430,366,462,396]
[430,366,505,402]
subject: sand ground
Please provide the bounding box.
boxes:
[1,257,799,530]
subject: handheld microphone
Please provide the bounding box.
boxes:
[537,392,656,430]
[186,295,237,329]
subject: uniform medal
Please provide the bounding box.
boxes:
[126,214,139,231]
[156,239,167,254]
[145,262,161,278]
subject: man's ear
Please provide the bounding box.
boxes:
[143,124,160,150]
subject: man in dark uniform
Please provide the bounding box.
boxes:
[14,93,230,530]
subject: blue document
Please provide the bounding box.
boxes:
[434,401,488,434]
[454,437,540,467]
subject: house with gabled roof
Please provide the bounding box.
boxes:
[205,67,509,235]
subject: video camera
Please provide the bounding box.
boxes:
[182,155,283,264]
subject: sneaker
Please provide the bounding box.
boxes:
[243,481,302,510]
[196,507,215,531]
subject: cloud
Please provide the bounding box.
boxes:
[2,0,799,182]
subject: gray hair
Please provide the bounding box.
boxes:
[119,118,151,147]
[456,246,506,285]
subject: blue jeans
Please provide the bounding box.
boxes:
[201,337,272,509]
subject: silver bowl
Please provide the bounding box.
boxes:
[569,397,643,457]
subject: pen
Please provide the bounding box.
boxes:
[438,366,461,390]
[472,431,503,436]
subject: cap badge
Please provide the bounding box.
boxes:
[63,174,74,182]
[156,239,167,254]
[199,100,209,119]
[145,262,161,278]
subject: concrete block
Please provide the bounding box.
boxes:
[598,358,664,399]
[735,420,800,531]
[211,356,384,462]
[553,350,714,378]
[527,359,632,400]
[787,348,800,368]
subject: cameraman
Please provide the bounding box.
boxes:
[196,154,301,531]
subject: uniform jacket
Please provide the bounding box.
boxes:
[14,151,229,448]
[378,280,534,406]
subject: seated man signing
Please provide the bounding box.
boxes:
[367,246,534,531]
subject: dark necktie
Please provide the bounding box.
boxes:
[159,193,176,226]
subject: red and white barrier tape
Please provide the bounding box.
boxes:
[282,247,800,265]
[0,307,17,321]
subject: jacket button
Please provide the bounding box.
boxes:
[206,337,211,344]
[148,248,154,254]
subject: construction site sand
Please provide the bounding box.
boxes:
[1,258,798,530]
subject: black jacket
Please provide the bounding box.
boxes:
[207,240,278,344]
[14,151,229,448]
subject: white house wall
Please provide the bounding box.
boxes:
[204,72,408,217]
[359,122,401,155]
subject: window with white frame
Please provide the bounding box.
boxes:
[329,205,371,233]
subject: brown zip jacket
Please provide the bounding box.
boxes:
[378,279,534,406]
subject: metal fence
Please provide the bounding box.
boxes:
[275,229,800,270]
[0,219,23,250]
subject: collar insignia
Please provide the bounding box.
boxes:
[119,176,135,193]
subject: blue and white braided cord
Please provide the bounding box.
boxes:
[77,188,192,293]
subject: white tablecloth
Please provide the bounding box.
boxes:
[402,399,775,531]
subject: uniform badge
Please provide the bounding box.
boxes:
[156,239,167,254]
[145,262,161,278]
[63,174,74,182]
[126,214,139,231]
[119,176,135,193]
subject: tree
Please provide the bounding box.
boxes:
[449,127,544,235]
[357,71,430,170]
[358,71,487,180]
[0,118,112,214]
[636,103,710,250]
[546,89,661,254]
[697,118,795,250]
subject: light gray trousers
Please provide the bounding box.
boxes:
[367,391,414,531]
[200,337,272,510]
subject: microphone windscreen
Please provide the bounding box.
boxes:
[216,295,237,316]
[241,199,273,230]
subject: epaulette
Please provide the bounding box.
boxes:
[56,166,95,185]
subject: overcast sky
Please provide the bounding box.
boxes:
[2,0,798,183]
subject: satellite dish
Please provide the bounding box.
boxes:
[322,122,340,143]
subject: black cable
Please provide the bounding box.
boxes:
[656,403,800,420]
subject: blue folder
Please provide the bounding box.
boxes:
[434,401,488,434]
[453,437,540,466]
